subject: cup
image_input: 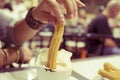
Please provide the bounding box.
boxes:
[35,48,73,80]
[37,66,72,80]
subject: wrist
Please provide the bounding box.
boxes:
[31,7,41,22]
[25,7,46,30]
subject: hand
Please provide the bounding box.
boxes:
[20,47,32,63]
[32,0,85,24]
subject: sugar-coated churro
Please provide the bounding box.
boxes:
[98,62,120,80]
[46,23,64,69]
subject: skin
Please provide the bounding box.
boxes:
[14,0,85,44]
[0,0,85,66]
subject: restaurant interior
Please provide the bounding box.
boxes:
[27,0,120,59]
[0,0,120,80]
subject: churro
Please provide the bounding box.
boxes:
[98,62,120,80]
[46,23,64,69]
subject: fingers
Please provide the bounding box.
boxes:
[38,0,65,24]
[36,11,56,23]
[36,0,85,24]
[46,0,65,23]
[75,0,85,7]
[32,4,56,24]
[58,0,85,18]
[59,0,76,18]
[21,47,32,63]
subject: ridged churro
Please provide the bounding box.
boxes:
[46,23,64,69]
[98,62,120,80]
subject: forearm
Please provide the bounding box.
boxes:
[0,48,18,68]
[105,38,117,47]
[13,19,38,45]
[12,7,45,45]
[0,47,32,68]
[10,0,85,45]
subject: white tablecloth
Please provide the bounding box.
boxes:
[1,55,120,80]
[0,71,78,80]
[72,55,120,80]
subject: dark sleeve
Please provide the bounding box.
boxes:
[96,17,112,35]
[87,16,112,36]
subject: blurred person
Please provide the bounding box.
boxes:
[77,8,87,27]
[85,0,120,57]
[96,6,104,16]
[0,0,85,68]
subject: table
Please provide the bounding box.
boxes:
[0,62,78,80]
[72,54,120,80]
[0,68,78,80]
[1,54,120,80]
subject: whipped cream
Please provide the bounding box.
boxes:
[35,48,73,71]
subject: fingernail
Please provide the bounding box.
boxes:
[60,17,65,23]
[59,15,65,23]
[80,2,86,6]
[82,4,86,6]
[79,3,86,7]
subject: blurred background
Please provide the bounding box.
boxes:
[0,0,120,59]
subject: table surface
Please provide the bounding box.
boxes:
[1,54,120,80]
[72,54,120,80]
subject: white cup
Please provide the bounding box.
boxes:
[37,66,72,80]
[35,48,73,80]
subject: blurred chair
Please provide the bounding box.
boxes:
[84,33,112,57]
[65,40,76,59]
[63,32,87,59]
[63,33,77,59]
[63,32,109,58]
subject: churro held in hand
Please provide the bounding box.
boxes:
[46,23,64,69]
[36,23,72,80]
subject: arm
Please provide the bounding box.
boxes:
[12,0,85,45]
[13,19,38,45]
[0,47,32,68]
[105,38,117,47]
[0,0,85,68]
